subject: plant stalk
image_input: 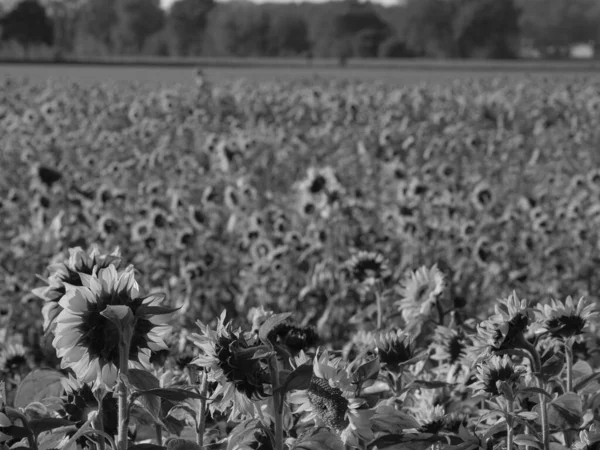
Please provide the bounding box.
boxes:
[519,336,549,450]
[270,357,284,450]
[506,399,514,450]
[117,334,131,450]
[196,369,208,448]
[564,341,575,447]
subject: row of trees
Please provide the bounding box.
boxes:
[1,0,599,59]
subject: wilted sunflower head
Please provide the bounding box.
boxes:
[369,329,416,369]
[395,265,445,325]
[346,251,391,287]
[33,245,122,333]
[59,376,119,446]
[0,343,30,376]
[535,296,598,341]
[189,311,273,421]
[476,292,532,353]
[472,355,525,399]
[430,326,466,366]
[289,351,373,447]
[52,265,174,389]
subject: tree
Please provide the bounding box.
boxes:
[0,0,54,48]
[401,0,456,58]
[117,0,165,53]
[168,0,215,56]
[76,0,118,52]
[452,0,521,59]
[268,12,310,56]
[518,0,600,57]
[332,1,389,58]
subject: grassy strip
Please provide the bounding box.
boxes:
[1,55,600,72]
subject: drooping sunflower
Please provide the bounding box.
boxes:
[395,265,445,325]
[289,351,374,448]
[475,292,533,355]
[535,296,598,341]
[52,265,173,388]
[189,311,272,421]
[346,251,392,288]
[32,245,122,333]
[368,329,418,370]
[471,355,525,399]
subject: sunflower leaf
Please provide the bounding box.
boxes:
[292,427,344,450]
[28,418,75,436]
[227,419,270,450]
[128,369,162,421]
[100,305,135,330]
[0,425,31,439]
[14,369,65,409]
[166,439,201,450]
[128,444,166,450]
[277,363,313,396]
[258,312,293,345]
[133,388,209,403]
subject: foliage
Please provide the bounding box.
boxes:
[0,0,53,48]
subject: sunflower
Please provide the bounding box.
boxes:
[430,325,467,366]
[475,292,532,354]
[188,311,272,421]
[471,355,525,399]
[346,251,392,288]
[0,343,30,376]
[470,182,494,211]
[289,351,374,448]
[395,265,445,325]
[52,265,173,388]
[32,245,122,333]
[535,296,598,341]
[59,376,119,447]
[369,329,417,370]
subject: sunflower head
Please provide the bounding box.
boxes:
[395,265,445,325]
[370,330,415,369]
[430,326,466,366]
[0,343,30,377]
[472,355,525,399]
[535,296,598,341]
[290,351,373,446]
[189,312,273,420]
[59,376,119,447]
[476,292,532,353]
[346,251,392,287]
[33,245,122,333]
[52,265,173,388]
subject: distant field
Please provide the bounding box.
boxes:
[1,61,599,85]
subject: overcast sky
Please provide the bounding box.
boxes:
[160,0,400,7]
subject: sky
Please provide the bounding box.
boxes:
[160,0,400,7]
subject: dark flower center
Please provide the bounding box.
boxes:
[75,292,153,367]
[547,315,586,339]
[215,335,268,400]
[307,377,349,432]
[309,175,327,194]
[447,336,464,364]
[351,258,386,283]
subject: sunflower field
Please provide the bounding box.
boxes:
[2,73,600,450]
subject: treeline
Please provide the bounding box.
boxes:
[1,0,599,60]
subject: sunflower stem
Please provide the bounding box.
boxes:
[564,341,574,447]
[196,368,208,448]
[155,423,162,447]
[518,336,548,450]
[269,356,284,450]
[8,408,37,450]
[117,329,132,450]
[506,398,514,450]
[375,290,383,329]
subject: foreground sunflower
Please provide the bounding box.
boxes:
[535,296,598,341]
[52,265,173,388]
[33,245,122,333]
[395,265,445,325]
[189,311,272,421]
[289,351,373,448]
